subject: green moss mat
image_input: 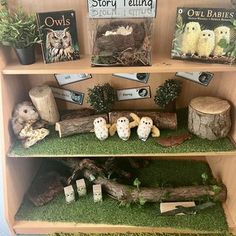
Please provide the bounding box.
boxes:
[9,109,236,157]
[15,160,228,233]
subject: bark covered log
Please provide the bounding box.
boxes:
[66,158,227,203]
[55,114,108,138]
[188,97,231,140]
[109,111,177,130]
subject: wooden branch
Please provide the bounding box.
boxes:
[69,159,227,203]
[55,114,108,138]
[109,111,177,130]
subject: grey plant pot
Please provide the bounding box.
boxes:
[15,46,36,65]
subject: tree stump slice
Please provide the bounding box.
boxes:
[188,97,231,140]
[29,85,60,125]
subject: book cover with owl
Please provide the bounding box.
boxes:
[36,10,80,64]
[171,8,236,64]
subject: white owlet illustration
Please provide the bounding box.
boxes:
[197,30,215,58]
[93,117,110,141]
[116,117,131,141]
[213,26,230,57]
[137,117,154,142]
[181,22,201,55]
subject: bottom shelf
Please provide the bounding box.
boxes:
[14,160,229,234]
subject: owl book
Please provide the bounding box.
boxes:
[36,10,80,64]
[171,7,236,65]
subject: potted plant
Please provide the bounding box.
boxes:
[154,79,182,112]
[0,3,40,65]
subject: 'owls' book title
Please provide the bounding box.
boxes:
[171,8,236,64]
[36,10,80,64]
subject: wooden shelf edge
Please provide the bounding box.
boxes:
[7,150,236,158]
[3,55,236,75]
[13,220,221,234]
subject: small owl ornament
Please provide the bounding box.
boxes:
[130,113,160,141]
[93,117,111,141]
[109,116,138,141]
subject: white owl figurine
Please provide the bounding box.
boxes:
[93,117,111,141]
[213,26,230,57]
[197,30,215,58]
[109,116,138,141]
[130,113,160,142]
[64,185,75,204]
[181,22,201,55]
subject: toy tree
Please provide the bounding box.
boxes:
[88,83,117,114]
[154,79,182,112]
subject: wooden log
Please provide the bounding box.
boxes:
[188,97,231,140]
[61,108,95,120]
[109,111,177,130]
[29,85,60,124]
[55,114,108,138]
[64,158,227,203]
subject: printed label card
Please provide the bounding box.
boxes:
[64,185,75,204]
[113,73,150,84]
[55,74,92,86]
[93,184,103,203]
[51,87,84,105]
[117,86,151,101]
[76,179,87,197]
[176,72,214,86]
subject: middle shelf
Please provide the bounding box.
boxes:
[8,109,236,158]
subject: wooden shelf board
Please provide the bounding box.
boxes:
[3,55,236,75]
[13,221,221,235]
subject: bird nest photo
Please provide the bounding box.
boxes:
[171,7,236,65]
[91,19,153,66]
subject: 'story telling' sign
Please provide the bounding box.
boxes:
[88,0,157,18]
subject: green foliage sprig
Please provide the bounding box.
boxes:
[218,19,236,58]
[0,7,40,48]
[154,79,182,109]
[88,83,117,114]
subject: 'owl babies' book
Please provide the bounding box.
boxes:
[36,10,80,64]
[171,8,236,64]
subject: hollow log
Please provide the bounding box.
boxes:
[109,111,177,130]
[55,114,108,138]
[66,158,227,203]
[29,85,60,124]
[188,97,231,140]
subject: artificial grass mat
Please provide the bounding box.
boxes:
[15,160,228,233]
[8,109,236,157]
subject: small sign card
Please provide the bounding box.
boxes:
[93,184,103,203]
[51,87,84,105]
[76,179,87,197]
[64,185,75,204]
[55,74,92,86]
[87,0,157,18]
[176,72,214,86]
[117,86,151,101]
[113,73,150,84]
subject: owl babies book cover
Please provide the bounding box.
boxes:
[36,10,80,64]
[171,8,236,64]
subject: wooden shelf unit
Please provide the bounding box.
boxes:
[1,0,236,235]
[3,55,236,75]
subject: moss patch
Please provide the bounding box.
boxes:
[9,109,236,157]
[49,234,232,236]
[15,160,228,233]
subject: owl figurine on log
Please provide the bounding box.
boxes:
[93,117,111,141]
[11,101,49,148]
[109,116,138,141]
[130,113,160,141]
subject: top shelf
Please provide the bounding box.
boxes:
[3,55,236,75]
